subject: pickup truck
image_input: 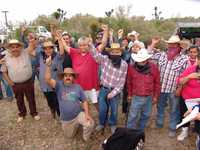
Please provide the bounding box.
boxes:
[175,22,200,45]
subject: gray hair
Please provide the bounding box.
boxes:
[78,36,89,45]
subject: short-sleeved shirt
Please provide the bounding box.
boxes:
[70,48,99,90]
[36,51,63,92]
[55,81,86,121]
[1,49,32,83]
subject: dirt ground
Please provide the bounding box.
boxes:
[0,82,197,150]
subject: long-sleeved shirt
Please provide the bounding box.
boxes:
[90,46,128,98]
[127,62,160,99]
[177,65,200,100]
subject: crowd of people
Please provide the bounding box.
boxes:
[1,24,200,149]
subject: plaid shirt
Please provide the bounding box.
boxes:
[90,46,128,98]
[152,52,189,93]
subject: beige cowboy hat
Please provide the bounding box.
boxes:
[58,68,78,79]
[131,48,152,62]
[165,35,181,44]
[105,43,123,51]
[7,39,23,48]
[42,41,55,48]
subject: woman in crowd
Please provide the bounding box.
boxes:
[177,47,200,144]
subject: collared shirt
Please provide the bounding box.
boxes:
[152,52,189,93]
[90,46,128,98]
[70,48,99,90]
[37,52,63,92]
[127,62,160,99]
[1,49,32,83]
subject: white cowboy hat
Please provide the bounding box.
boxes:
[165,35,181,44]
[127,30,140,37]
[128,40,145,49]
[7,39,23,47]
[131,48,152,62]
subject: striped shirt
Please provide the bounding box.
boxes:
[90,46,128,98]
[152,52,189,93]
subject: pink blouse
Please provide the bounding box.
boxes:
[177,65,200,100]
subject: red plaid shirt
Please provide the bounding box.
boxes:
[127,62,160,99]
[90,47,128,98]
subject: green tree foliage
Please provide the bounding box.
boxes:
[29,5,199,46]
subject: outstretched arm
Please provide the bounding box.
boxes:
[97,24,109,52]
[44,56,56,88]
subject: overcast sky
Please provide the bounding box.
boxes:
[0,0,200,25]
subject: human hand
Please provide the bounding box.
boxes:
[55,30,62,40]
[107,93,113,100]
[152,97,157,105]
[20,25,27,33]
[118,29,124,38]
[151,36,161,45]
[28,33,37,47]
[101,24,109,31]
[187,73,200,79]
[45,56,52,66]
[0,58,5,65]
[85,114,93,122]
[127,96,132,103]
[8,80,14,86]
[184,108,192,117]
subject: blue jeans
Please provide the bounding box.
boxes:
[156,93,180,130]
[0,73,14,98]
[127,96,152,131]
[98,87,119,126]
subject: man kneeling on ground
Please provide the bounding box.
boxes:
[45,56,94,141]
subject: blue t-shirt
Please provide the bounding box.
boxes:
[55,81,86,121]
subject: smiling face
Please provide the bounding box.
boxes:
[78,37,90,53]
[9,44,22,57]
[189,47,198,59]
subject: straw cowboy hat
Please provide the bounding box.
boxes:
[131,48,152,62]
[127,30,140,37]
[165,35,181,44]
[105,43,123,51]
[42,41,55,48]
[58,68,78,79]
[7,39,23,48]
